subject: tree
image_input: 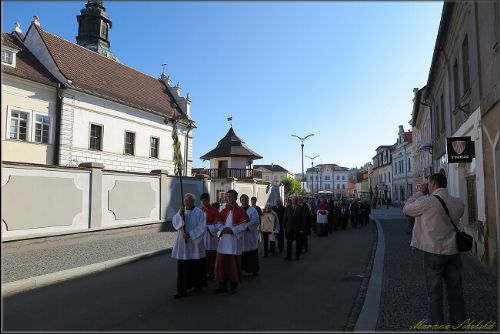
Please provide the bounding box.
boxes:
[281,176,302,196]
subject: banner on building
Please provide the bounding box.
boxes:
[446,137,475,163]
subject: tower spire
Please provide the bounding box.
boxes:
[76,0,118,61]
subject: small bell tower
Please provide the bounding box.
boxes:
[76,0,117,60]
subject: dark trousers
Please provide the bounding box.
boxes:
[302,233,308,252]
[340,216,348,230]
[277,230,285,252]
[242,249,259,274]
[177,258,207,293]
[285,231,303,260]
[262,233,276,257]
[423,252,466,325]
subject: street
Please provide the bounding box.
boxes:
[2,223,375,331]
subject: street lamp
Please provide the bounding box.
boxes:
[305,154,319,194]
[291,133,314,192]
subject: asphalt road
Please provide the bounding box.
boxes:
[2,224,375,331]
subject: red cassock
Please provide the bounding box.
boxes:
[215,205,249,283]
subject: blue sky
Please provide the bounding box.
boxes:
[2,1,444,173]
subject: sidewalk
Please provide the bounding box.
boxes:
[366,206,498,331]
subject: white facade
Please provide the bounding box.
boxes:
[392,125,414,204]
[306,164,349,196]
[209,156,252,170]
[58,89,191,174]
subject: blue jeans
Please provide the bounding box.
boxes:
[423,251,466,325]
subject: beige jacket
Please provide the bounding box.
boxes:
[403,188,465,255]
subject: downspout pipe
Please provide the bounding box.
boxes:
[54,83,65,165]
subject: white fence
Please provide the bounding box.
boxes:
[1,162,282,241]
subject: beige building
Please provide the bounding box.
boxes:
[2,29,59,165]
[254,164,294,185]
[424,2,499,270]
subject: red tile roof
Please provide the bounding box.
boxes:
[32,25,183,119]
[2,32,58,87]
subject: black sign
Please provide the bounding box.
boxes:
[447,137,475,163]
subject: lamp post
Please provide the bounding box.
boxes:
[291,133,314,192]
[305,154,319,194]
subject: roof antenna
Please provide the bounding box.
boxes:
[161,63,167,76]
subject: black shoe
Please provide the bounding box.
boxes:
[252,272,259,276]
[284,257,292,261]
[207,274,215,280]
[173,292,187,299]
[193,286,203,293]
[229,288,238,294]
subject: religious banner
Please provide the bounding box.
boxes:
[446,136,475,163]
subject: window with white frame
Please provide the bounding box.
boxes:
[89,124,103,151]
[1,49,16,67]
[35,115,50,144]
[124,131,135,155]
[9,110,29,141]
[150,136,159,158]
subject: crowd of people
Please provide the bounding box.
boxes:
[170,190,372,299]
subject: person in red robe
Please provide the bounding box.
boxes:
[214,189,249,294]
[200,193,221,280]
[314,195,330,236]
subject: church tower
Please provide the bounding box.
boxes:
[76,0,118,61]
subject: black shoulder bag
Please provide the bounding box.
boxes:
[434,195,473,252]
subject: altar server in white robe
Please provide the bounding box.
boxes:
[172,193,207,299]
[200,192,222,280]
[214,189,249,294]
[240,194,261,276]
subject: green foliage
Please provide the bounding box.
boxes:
[281,176,302,196]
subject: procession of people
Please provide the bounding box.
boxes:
[171,190,372,299]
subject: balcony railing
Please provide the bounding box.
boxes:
[201,168,262,180]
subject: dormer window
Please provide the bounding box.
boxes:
[1,47,17,67]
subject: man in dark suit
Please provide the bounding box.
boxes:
[283,196,306,261]
[272,198,286,253]
[339,201,350,230]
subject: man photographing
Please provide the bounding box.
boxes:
[403,173,466,326]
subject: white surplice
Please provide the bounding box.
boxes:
[171,207,206,260]
[216,211,247,255]
[316,210,329,224]
[204,218,223,251]
[241,206,260,252]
